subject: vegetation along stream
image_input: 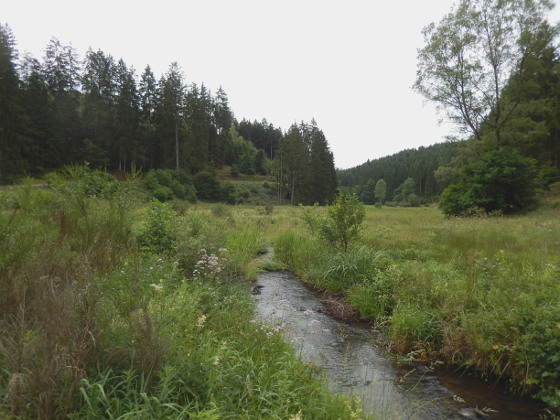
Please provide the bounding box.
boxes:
[254,270,546,420]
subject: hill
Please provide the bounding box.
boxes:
[337,141,458,201]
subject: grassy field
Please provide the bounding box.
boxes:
[2,170,559,417]
[0,179,365,419]
[273,204,560,409]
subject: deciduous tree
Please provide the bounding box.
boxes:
[414,0,553,146]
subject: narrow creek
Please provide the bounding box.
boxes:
[253,270,545,420]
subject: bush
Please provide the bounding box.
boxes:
[439,147,537,216]
[319,193,365,253]
[137,199,178,254]
[194,172,221,201]
[142,169,195,202]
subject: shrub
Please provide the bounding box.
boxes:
[194,172,221,201]
[319,193,365,253]
[142,169,195,202]
[439,147,537,216]
[137,199,178,254]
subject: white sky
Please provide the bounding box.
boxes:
[3,1,560,169]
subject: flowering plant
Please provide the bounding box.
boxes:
[192,248,227,281]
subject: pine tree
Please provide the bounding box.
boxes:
[0,24,26,181]
[139,65,158,168]
[114,59,140,171]
[154,62,185,169]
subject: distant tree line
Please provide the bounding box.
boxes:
[337,142,458,204]
[0,24,337,204]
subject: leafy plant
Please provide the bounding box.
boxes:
[318,193,365,253]
[439,146,537,216]
[137,199,178,254]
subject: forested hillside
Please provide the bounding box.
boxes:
[0,24,336,205]
[337,142,458,203]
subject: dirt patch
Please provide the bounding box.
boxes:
[320,295,364,323]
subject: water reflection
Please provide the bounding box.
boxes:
[254,271,544,420]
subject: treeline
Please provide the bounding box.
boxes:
[337,142,458,204]
[413,1,560,215]
[0,24,336,204]
[340,1,560,212]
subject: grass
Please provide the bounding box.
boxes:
[272,204,560,409]
[4,169,559,416]
[0,177,367,419]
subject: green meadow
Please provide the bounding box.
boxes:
[274,204,560,409]
[1,173,559,418]
[0,179,364,419]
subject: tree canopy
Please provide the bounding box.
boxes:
[0,24,337,205]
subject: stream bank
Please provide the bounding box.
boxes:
[254,270,546,420]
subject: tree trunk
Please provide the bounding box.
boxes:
[175,122,179,170]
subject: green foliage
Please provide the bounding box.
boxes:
[276,204,560,409]
[374,178,387,204]
[407,193,421,207]
[390,305,441,354]
[1,186,361,418]
[278,121,337,205]
[274,230,321,276]
[319,193,365,253]
[414,0,553,146]
[393,177,415,203]
[137,199,178,254]
[361,179,376,204]
[218,181,273,205]
[193,171,221,201]
[47,163,120,199]
[439,147,537,215]
[142,169,196,202]
[320,247,389,298]
[337,143,458,202]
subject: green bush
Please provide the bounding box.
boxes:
[142,169,196,202]
[137,199,178,254]
[439,147,537,216]
[319,193,365,253]
[194,172,221,201]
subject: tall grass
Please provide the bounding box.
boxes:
[0,174,364,419]
[275,204,560,408]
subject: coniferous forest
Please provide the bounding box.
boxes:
[0,24,337,205]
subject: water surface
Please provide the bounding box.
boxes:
[254,271,545,420]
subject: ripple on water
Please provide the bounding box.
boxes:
[254,271,546,420]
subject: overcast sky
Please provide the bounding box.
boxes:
[3,1,560,169]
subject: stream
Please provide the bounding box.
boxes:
[253,270,546,420]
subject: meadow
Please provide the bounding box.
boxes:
[0,173,364,419]
[1,170,559,418]
[274,203,560,410]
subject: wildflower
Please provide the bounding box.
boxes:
[150,283,163,292]
[288,409,303,420]
[197,314,207,329]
